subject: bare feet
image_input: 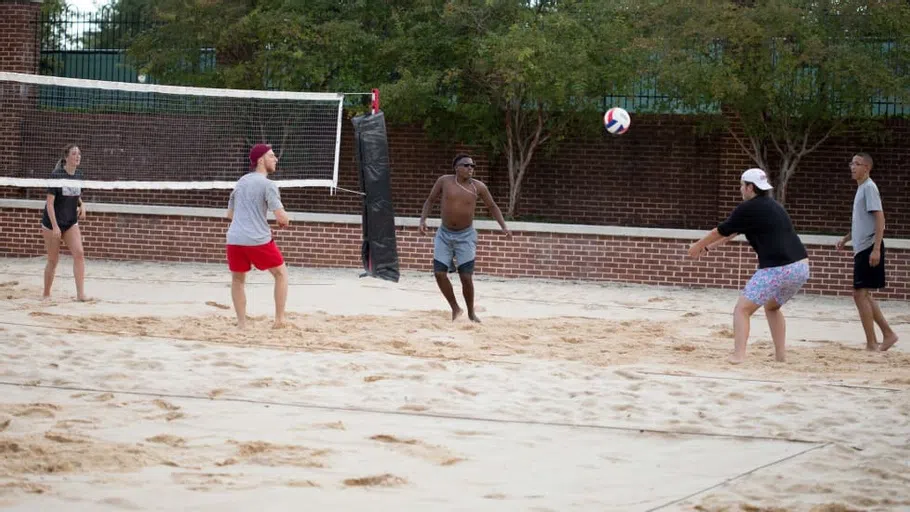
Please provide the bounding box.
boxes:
[41,294,51,301]
[273,317,287,329]
[866,342,880,351]
[774,352,786,363]
[880,333,899,352]
[76,295,90,302]
[728,352,745,364]
[452,306,463,321]
[468,313,482,323]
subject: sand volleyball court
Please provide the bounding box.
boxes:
[0,257,908,511]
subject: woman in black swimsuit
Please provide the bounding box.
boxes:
[41,144,88,301]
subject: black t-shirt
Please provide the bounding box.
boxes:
[41,167,83,229]
[717,195,808,269]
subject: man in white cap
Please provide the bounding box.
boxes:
[688,168,810,364]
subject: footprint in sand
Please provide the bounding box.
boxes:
[286,480,321,488]
[54,419,95,429]
[207,389,228,399]
[712,328,735,338]
[7,403,60,419]
[152,400,181,411]
[483,493,508,500]
[96,497,142,510]
[398,404,430,412]
[613,369,646,381]
[310,421,346,431]
[342,474,408,487]
[44,432,89,444]
[146,435,187,447]
[226,440,330,468]
[172,472,247,491]
[0,481,50,495]
[369,434,464,466]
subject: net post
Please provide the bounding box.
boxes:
[371,88,380,114]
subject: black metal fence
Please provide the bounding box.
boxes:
[37,9,907,117]
[39,7,156,83]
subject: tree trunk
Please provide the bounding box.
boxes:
[507,176,523,218]
[775,156,800,206]
[504,101,548,218]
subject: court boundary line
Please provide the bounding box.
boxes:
[0,380,825,445]
[636,371,903,393]
[645,442,833,511]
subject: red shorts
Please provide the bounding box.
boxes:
[226,240,284,272]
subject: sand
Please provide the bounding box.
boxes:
[0,256,908,511]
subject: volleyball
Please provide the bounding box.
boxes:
[603,107,631,135]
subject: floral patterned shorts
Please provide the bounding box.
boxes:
[743,259,810,307]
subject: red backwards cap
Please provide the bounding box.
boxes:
[249,143,272,169]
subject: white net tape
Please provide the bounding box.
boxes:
[0,72,345,190]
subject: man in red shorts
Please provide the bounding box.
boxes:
[226,143,290,329]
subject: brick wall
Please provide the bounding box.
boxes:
[1,206,907,300]
[1,0,907,298]
[3,115,909,237]
[0,1,39,75]
[0,1,40,196]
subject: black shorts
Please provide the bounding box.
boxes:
[41,221,77,233]
[853,243,886,289]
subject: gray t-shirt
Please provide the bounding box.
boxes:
[226,172,284,246]
[851,178,883,254]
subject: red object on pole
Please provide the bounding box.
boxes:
[371,88,380,114]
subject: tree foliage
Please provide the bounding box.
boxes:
[122,0,910,212]
[380,0,637,216]
[626,0,910,204]
[125,0,634,217]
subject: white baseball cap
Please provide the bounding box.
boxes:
[741,168,773,190]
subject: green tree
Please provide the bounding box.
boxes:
[81,0,154,50]
[125,0,636,218]
[382,0,634,217]
[39,0,71,75]
[628,0,910,204]
[126,0,388,91]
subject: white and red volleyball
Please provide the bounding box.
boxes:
[603,107,631,135]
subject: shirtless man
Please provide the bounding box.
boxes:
[419,154,511,322]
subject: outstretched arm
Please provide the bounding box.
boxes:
[419,177,444,235]
[688,228,725,258]
[477,182,511,238]
[707,232,738,250]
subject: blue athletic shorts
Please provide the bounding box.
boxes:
[433,225,476,273]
